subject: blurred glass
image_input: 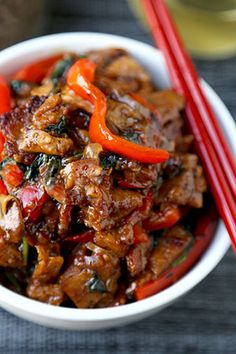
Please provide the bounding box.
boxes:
[0,0,46,50]
[128,0,236,59]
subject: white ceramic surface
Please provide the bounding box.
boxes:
[0,33,234,330]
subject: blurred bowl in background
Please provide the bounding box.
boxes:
[0,0,46,50]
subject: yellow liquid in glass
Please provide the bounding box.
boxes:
[128,0,236,58]
[166,0,236,58]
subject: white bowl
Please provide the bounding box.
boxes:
[0,33,234,330]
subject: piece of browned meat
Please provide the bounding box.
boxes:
[0,96,45,163]
[145,90,185,126]
[60,242,120,308]
[18,129,73,156]
[94,224,134,258]
[32,93,68,130]
[26,244,64,305]
[157,153,207,208]
[0,195,23,243]
[136,225,192,286]
[126,238,152,277]
[0,239,23,268]
[88,48,153,94]
[61,159,144,231]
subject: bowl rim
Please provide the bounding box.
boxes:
[0,32,234,323]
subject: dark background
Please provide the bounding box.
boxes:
[1,1,236,353]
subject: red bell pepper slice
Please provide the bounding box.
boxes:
[64,230,95,243]
[0,163,24,188]
[12,54,63,83]
[143,205,181,231]
[0,75,11,115]
[118,179,146,189]
[0,132,5,156]
[135,206,218,301]
[0,179,8,195]
[18,185,49,222]
[67,59,169,164]
[133,224,150,245]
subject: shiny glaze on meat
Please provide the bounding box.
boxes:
[0,48,207,307]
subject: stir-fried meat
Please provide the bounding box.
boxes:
[61,159,143,231]
[60,242,120,308]
[27,283,64,306]
[61,85,93,113]
[30,244,63,283]
[0,195,23,243]
[89,48,153,94]
[0,48,209,308]
[126,238,152,277]
[105,55,152,92]
[107,97,160,149]
[18,129,73,156]
[136,226,192,286]
[94,224,134,258]
[61,159,112,230]
[110,188,143,221]
[120,163,159,189]
[145,90,185,125]
[26,244,64,305]
[32,93,68,130]
[88,48,127,72]
[106,99,142,133]
[157,153,207,208]
[0,96,45,163]
[0,239,23,267]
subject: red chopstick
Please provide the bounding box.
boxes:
[143,0,236,251]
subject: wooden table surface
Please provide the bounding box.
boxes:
[0,1,236,353]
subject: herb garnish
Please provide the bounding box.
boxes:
[24,154,48,181]
[87,272,107,293]
[0,157,15,170]
[100,153,119,169]
[171,236,194,267]
[0,157,26,173]
[22,236,29,266]
[122,131,141,144]
[45,116,68,136]
[4,271,21,293]
[51,57,74,80]
[43,156,62,186]
[24,154,62,184]
[10,80,32,97]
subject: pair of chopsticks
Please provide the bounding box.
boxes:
[143,0,236,251]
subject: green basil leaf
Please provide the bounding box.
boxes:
[87,272,107,293]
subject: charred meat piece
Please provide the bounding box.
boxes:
[26,244,64,305]
[94,224,134,258]
[0,96,45,163]
[0,195,23,243]
[61,159,112,230]
[89,48,153,94]
[157,153,207,208]
[60,242,120,308]
[18,129,73,156]
[32,93,68,130]
[136,225,192,286]
[0,239,23,268]
[126,239,152,277]
[27,283,64,306]
[145,90,185,126]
